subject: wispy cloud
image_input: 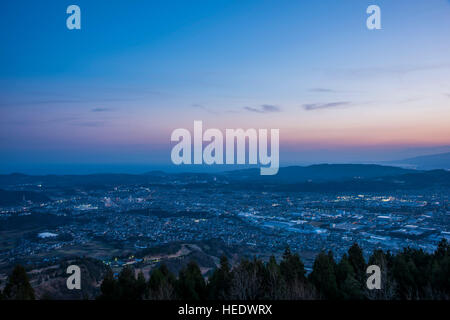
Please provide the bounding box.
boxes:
[46,116,81,123]
[244,104,281,113]
[302,101,350,111]
[191,104,219,115]
[0,99,86,107]
[333,64,450,79]
[71,121,107,127]
[91,107,114,112]
[308,88,335,93]
[0,97,137,108]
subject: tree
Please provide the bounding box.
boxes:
[367,249,396,300]
[336,254,363,299]
[392,251,418,299]
[229,258,265,300]
[136,271,147,299]
[3,265,35,300]
[435,239,449,259]
[176,261,206,300]
[280,247,306,282]
[117,265,140,300]
[265,255,284,299]
[207,255,232,300]
[148,264,176,300]
[347,243,366,278]
[431,239,450,298]
[309,251,338,299]
[98,269,118,300]
[278,248,314,299]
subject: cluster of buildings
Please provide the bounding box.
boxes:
[0,179,449,269]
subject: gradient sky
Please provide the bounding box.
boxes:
[1,0,450,173]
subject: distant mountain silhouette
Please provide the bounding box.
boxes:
[262,169,450,193]
[224,164,416,183]
[1,164,449,194]
[389,152,450,170]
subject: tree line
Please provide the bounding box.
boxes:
[97,239,449,300]
[1,239,448,300]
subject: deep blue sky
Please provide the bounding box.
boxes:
[1,1,450,174]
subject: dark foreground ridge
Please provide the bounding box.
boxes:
[1,240,448,300]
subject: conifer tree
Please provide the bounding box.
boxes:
[177,261,206,300]
[207,255,232,299]
[148,264,176,300]
[309,251,338,299]
[336,254,363,299]
[280,247,306,282]
[3,265,35,300]
[347,243,366,277]
[117,265,139,300]
[136,271,147,299]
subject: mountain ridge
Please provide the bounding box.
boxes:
[390,152,450,170]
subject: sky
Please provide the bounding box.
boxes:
[0,0,449,174]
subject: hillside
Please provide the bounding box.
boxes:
[224,164,416,183]
[390,152,450,170]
